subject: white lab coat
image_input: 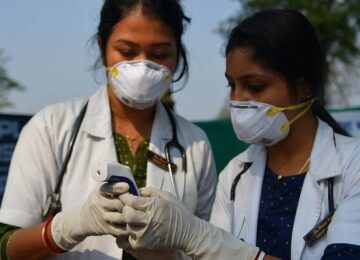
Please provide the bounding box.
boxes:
[210,119,360,259]
[0,85,217,259]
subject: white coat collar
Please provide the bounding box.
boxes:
[308,119,342,182]
[232,144,266,244]
[149,102,173,141]
[83,85,113,138]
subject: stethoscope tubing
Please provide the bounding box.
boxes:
[163,102,187,201]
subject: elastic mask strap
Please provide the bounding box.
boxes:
[267,98,315,132]
[106,67,119,77]
[163,73,173,82]
[266,99,314,116]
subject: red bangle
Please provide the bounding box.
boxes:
[41,217,66,254]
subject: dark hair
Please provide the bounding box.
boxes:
[226,9,349,136]
[96,0,190,82]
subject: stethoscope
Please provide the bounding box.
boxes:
[42,101,186,220]
[42,101,89,220]
[162,103,187,201]
[230,156,336,246]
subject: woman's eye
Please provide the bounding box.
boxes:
[247,84,265,93]
[151,52,170,60]
[119,50,136,58]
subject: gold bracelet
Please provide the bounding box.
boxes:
[6,230,19,260]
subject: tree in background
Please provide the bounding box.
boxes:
[0,50,24,110]
[218,0,360,107]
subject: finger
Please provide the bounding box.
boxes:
[105,211,127,227]
[123,205,149,226]
[139,187,176,202]
[109,226,130,238]
[119,193,153,211]
[105,213,130,238]
[101,196,124,211]
[139,187,162,197]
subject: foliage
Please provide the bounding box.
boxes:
[219,0,360,106]
[0,50,24,109]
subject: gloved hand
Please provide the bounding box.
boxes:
[118,187,261,260]
[51,182,130,250]
[116,217,178,260]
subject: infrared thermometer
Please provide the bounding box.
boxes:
[91,161,139,195]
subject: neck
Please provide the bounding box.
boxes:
[108,86,155,140]
[267,113,318,176]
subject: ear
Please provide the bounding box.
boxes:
[296,79,312,102]
[97,37,107,66]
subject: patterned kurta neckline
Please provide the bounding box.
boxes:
[113,132,150,188]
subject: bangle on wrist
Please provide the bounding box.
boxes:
[5,230,19,260]
[42,217,66,255]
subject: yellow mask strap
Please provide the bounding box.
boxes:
[279,98,315,132]
[106,67,119,77]
[163,73,173,82]
[266,99,313,116]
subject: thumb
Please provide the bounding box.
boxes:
[111,182,130,194]
[100,182,129,196]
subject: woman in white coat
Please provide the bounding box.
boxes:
[210,9,360,259]
[115,9,360,260]
[0,0,217,259]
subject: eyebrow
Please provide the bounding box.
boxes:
[225,73,271,80]
[114,39,173,48]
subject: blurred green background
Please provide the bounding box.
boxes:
[195,119,249,173]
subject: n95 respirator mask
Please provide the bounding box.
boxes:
[107,60,173,110]
[230,99,314,146]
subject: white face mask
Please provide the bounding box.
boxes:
[230,99,314,146]
[107,60,173,110]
